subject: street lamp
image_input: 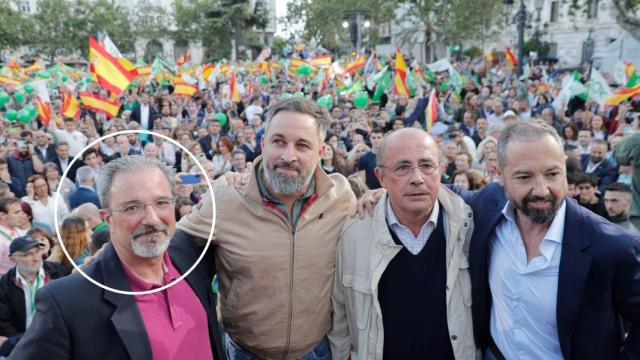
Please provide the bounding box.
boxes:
[341,10,371,52]
[582,28,595,79]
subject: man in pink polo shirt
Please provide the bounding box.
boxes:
[12,155,224,360]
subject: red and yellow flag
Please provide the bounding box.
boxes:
[136,64,151,76]
[36,98,52,127]
[310,55,332,68]
[79,91,121,118]
[505,47,518,68]
[229,72,240,103]
[61,92,81,119]
[0,75,20,86]
[174,79,198,97]
[88,36,134,96]
[425,90,438,130]
[393,48,410,97]
[604,84,640,107]
[345,55,366,73]
[202,64,215,80]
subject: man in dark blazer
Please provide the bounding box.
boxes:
[52,142,84,183]
[453,122,640,360]
[11,156,224,360]
[68,166,100,210]
[581,138,618,193]
[130,93,158,131]
[32,131,57,163]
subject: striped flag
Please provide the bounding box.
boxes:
[310,55,332,68]
[61,92,81,119]
[36,99,52,127]
[345,55,366,73]
[89,36,134,96]
[174,79,198,97]
[425,90,438,130]
[393,48,410,97]
[136,64,152,76]
[0,75,20,86]
[79,91,121,118]
[229,71,240,103]
[505,47,518,68]
[604,84,640,108]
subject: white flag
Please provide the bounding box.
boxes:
[428,59,454,74]
[587,69,612,107]
[612,61,628,86]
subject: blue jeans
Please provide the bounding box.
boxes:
[224,333,332,360]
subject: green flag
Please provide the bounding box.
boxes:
[372,71,391,102]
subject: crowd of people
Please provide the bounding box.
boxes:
[0,47,638,359]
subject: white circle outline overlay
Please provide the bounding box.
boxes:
[53,129,216,296]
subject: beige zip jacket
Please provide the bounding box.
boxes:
[328,186,481,360]
[177,157,356,360]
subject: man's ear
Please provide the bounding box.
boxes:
[99,209,112,225]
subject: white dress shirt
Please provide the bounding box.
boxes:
[386,199,443,255]
[140,104,150,130]
[489,200,567,360]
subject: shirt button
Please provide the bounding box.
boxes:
[451,335,457,340]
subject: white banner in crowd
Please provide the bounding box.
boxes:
[587,69,612,108]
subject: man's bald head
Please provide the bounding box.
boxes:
[377,128,438,167]
[74,203,101,229]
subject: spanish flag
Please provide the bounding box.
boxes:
[136,64,151,76]
[202,64,215,80]
[425,90,438,130]
[0,75,20,86]
[229,72,240,103]
[604,84,640,108]
[88,36,134,96]
[310,55,332,68]
[79,91,121,118]
[393,48,410,97]
[174,79,198,97]
[345,55,366,73]
[505,47,518,68]
[61,92,81,119]
[36,98,52,127]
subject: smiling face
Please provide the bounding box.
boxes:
[101,169,175,259]
[498,135,566,224]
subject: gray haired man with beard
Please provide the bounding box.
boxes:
[11,155,224,360]
[177,98,357,360]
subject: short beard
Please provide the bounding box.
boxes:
[262,161,313,196]
[513,193,561,224]
[131,224,170,258]
[17,262,42,278]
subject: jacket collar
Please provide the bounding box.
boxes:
[99,243,153,359]
[244,156,335,205]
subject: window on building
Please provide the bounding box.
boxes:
[549,1,559,23]
[548,42,558,57]
[18,0,29,12]
[378,23,391,44]
[587,0,598,19]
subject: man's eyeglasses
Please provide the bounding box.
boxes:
[379,161,440,177]
[110,197,176,217]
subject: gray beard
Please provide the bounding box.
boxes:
[17,262,42,278]
[262,162,313,196]
[131,233,170,258]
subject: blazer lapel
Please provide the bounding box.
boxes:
[556,200,592,360]
[100,244,153,360]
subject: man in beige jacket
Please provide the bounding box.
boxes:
[329,128,479,360]
[177,98,357,360]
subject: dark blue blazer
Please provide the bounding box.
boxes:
[580,154,618,193]
[68,186,101,210]
[10,231,225,360]
[452,182,640,360]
